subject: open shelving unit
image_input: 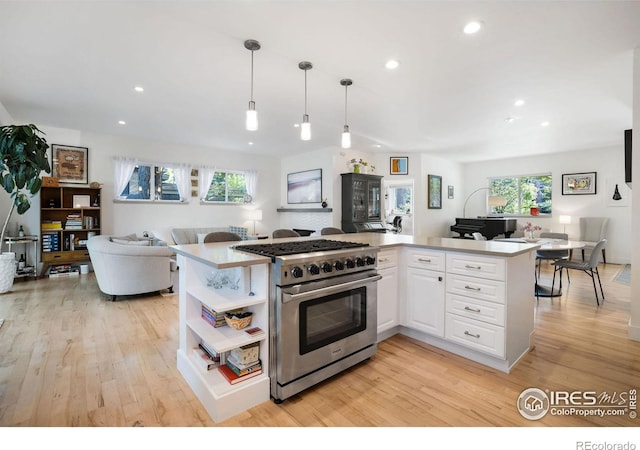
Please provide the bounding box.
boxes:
[176,254,270,423]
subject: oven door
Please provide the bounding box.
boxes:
[276,270,381,386]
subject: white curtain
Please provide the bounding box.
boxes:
[113,157,137,198]
[169,163,191,202]
[245,169,257,202]
[199,166,216,200]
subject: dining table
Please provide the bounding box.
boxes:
[493,237,587,297]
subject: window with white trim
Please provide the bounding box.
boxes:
[489,174,552,215]
[203,170,248,203]
[114,158,190,202]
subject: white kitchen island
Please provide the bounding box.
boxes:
[171,234,539,422]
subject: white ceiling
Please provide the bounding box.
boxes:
[1,1,639,163]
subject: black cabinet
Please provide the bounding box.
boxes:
[341,173,385,233]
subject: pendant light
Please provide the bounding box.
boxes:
[340,78,353,149]
[244,39,260,131]
[299,61,313,141]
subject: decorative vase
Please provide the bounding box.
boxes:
[353,164,360,174]
[528,230,535,240]
[0,252,16,294]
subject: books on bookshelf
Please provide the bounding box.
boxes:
[42,220,63,230]
[244,327,265,337]
[192,346,219,371]
[201,304,244,328]
[218,363,263,385]
[229,341,260,365]
[49,264,80,277]
[42,232,61,252]
[65,214,83,230]
[226,355,261,376]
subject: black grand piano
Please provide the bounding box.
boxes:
[450,217,518,240]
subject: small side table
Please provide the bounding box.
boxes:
[4,235,39,279]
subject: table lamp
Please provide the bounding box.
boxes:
[247,209,263,235]
[559,215,571,234]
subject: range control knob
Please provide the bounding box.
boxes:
[291,266,304,278]
[308,264,320,275]
[345,259,355,269]
[365,256,376,265]
[321,262,332,273]
[356,257,365,267]
[333,261,345,271]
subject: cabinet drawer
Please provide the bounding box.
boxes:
[446,273,505,304]
[446,293,505,326]
[406,248,445,271]
[377,249,398,269]
[445,313,505,358]
[446,253,505,281]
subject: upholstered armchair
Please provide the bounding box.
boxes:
[87,235,174,301]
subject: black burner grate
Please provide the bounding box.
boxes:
[235,239,368,259]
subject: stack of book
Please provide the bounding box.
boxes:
[65,214,83,230]
[218,342,262,384]
[192,342,220,371]
[42,232,61,252]
[201,305,244,328]
[42,220,63,231]
[49,264,80,278]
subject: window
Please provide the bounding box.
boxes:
[114,158,190,202]
[384,180,413,215]
[202,170,249,203]
[119,165,180,201]
[490,174,552,215]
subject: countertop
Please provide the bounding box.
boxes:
[170,233,540,269]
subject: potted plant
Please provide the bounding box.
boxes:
[0,124,50,293]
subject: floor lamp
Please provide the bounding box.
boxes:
[462,187,506,218]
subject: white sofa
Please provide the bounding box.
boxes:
[87,235,174,301]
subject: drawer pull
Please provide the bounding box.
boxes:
[464,264,482,270]
[464,306,481,313]
[464,285,481,291]
[464,331,481,339]
[418,258,432,263]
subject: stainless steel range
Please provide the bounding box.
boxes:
[235,239,380,403]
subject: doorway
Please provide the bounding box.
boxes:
[383,180,414,235]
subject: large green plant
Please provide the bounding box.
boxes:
[0,124,50,248]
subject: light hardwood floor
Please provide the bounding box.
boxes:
[0,261,638,428]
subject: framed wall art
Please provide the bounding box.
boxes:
[562,172,597,195]
[390,157,408,175]
[50,144,88,184]
[428,174,442,209]
[287,168,322,204]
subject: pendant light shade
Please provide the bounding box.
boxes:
[244,39,261,131]
[340,78,353,149]
[299,61,313,141]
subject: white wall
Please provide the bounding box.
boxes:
[0,125,280,259]
[462,145,632,265]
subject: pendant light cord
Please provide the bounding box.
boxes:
[250,50,254,102]
[304,69,308,114]
[344,84,348,124]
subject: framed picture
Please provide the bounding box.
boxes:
[448,185,454,199]
[428,174,442,209]
[390,157,408,175]
[50,144,88,184]
[562,172,597,195]
[191,168,199,177]
[287,169,322,204]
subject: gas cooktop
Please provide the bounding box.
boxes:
[235,239,368,259]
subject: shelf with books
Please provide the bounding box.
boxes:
[39,186,101,277]
[174,250,270,422]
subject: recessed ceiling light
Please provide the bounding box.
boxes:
[505,117,515,123]
[293,123,300,128]
[372,144,382,148]
[514,99,525,107]
[463,21,482,34]
[385,60,400,70]
[118,120,126,125]
[248,141,254,145]
[540,121,550,127]
[134,86,144,93]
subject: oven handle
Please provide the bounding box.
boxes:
[281,274,382,303]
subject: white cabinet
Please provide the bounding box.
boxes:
[175,253,270,423]
[445,253,507,358]
[404,249,445,337]
[377,248,399,335]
